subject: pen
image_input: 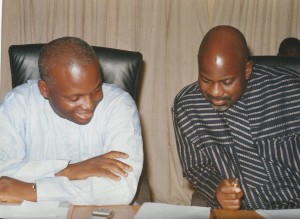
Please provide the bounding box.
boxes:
[233,178,239,187]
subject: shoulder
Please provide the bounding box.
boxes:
[173,81,201,107]
[92,83,139,124]
[172,81,207,120]
[96,83,137,114]
[1,80,41,106]
[102,83,135,105]
[252,64,300,79]
[0,80,44,122]
[249,64,300,89]
[246,64,300,100]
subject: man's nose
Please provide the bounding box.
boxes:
[210,83,224,97]
[81,95,95,110]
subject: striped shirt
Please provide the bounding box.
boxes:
[172,64,300,209]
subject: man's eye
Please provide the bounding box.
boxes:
[202,78,210,83]
[70,96,80,102]
[223,80,233,85]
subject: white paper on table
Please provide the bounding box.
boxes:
[256,208,300,219]
[0,201,69,219]
[134,202,211,219]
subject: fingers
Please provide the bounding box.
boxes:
[220,185,241,193]
[101,151,133,174]
[216,178,244,210]
[216,187,242,203]
[101,169,123,181]
[93,152,133,181]
[221,201,242,210]
[217,191,243,210]
[96,160,130,181]
[103,151,129,159]
[218,192,243,210]
[103,156,133,172]
[106,159,132,177]
[65,151,133,181]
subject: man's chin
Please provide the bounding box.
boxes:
[74,120,92,125]
[66,116,93,125]
[73,117,93,125]
[72,112,94,125]
[212,104,230,112]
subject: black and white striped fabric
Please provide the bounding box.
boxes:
[172,64,300,209]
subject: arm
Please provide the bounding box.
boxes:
[39,92,143,205]
[172,102,243,209]
[172,102,222,208]
[0,88,69,202]
[0,86,70,179]
[56,151,132,181]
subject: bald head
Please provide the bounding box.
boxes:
[198,25,249,65]
[197,26,252,111]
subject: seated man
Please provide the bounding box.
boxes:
[0,37,143,205]
[277,37,300,57]
[172,25,300,210]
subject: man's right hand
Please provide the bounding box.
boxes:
[215,178,243,210]
[55,151,132,181]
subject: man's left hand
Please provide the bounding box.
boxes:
[215,178,243,210]
[0,176,37,203]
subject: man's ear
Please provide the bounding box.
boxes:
[245,60,253,80]
[38,80,49,99]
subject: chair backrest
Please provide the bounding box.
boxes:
[249,56,300,74]
[8,44,143,102]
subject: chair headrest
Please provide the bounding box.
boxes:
[249,56,300,74]
[9,44,143,102]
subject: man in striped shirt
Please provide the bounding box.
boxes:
[172,25,300,210]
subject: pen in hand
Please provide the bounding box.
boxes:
[232,178,240,192]
[233,178,239,187]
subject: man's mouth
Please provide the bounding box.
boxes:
[205,95,232,112]
[75,111,94,120]
[211,98,226,106]
[207,95,230,106]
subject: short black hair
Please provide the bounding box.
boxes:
[278,37,300,56]
[38,36,98,83]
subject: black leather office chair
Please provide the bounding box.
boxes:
[249,56,300,74]
[8,44,143,102]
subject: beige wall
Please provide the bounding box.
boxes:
[1,0,300,205]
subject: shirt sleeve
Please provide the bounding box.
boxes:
[0,89,70,180]
[172,100,222,208]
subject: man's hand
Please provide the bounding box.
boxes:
[0,176,37,203]
[215,178,243,210]
[56,151,132,181]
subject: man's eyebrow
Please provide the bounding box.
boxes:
[199,72,212,79]
[200,74,235,82]
[63,81,103,98]
[200,75,210,80]
[199,72,208,77]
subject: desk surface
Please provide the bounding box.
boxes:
[212,209,264,219]
[68,205,264,219]
[68,205,139,219]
